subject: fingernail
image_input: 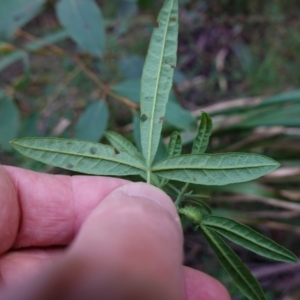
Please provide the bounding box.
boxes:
[119,182,181,226]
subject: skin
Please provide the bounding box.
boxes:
[0,165,230,300]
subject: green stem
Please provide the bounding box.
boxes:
[175,182,189,208]
[146,169,151,184]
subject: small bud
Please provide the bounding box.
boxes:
[178,206,202,224]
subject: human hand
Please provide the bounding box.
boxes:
[0,165,230,300]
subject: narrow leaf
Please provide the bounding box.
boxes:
[202,216,297,263]
[152,153,280,185]
[166,131,182,158]
[75,100,108,142]
[140,0,178,165]
[56,0,105,57]
[104,131,143,160]
[160,131,181,186]
[11,138,146,176]
[192,111,212,154]
[201,225,267,300]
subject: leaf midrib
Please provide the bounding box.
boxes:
[202,226,262,299]
[153,163,277,171]
[14,141,145,170]
[146,0,174,166]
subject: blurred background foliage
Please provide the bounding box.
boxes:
[1,0,300,298]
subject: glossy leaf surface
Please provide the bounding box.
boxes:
[56,0,105,57]
[203,216,297,263]
[75,100,108,142]
[192,111,212,154]
[201,226,267,300]
[152,153,280,185]
[140,0,178,165]
[11,138,145,176]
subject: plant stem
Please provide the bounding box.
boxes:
[175,182,189,208]
[146,169,151,184]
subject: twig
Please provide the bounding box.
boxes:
[75,58,139,109]
[16,29,140,110]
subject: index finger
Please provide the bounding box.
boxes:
[0,165,128,252]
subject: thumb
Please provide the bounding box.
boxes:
[4,182,184,300]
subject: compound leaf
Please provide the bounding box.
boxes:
[11,138,145,176]
[104,131,143,160]
[56,0,105,57]
[152,153,280,185]
[192,111,212,154]
[75,100,108,142]
[201,225,267,300]
[202,216,297,263]
[140,0,178,166]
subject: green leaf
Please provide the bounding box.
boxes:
[56,0,106,57]
[0,95,20,150]
[75,100,108,142]
[154,138,167,163]
[202,216,297,263]
[165,99,197,130]
[192,111,212,154]
[201,225,267,300]
[258,89,300,108]
[118,55,144,79]
[152,153,280,185]
[140,0,178,165]
[104,131,143,160]
[166,131,182,158]
[0,0,45,41]
[112,79,140,103]
[11,138,146,176]
[160,131,181,186]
